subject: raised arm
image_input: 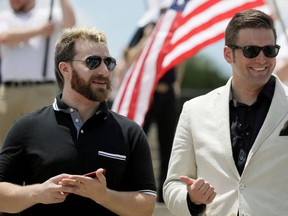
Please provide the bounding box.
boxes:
[59,0,76,28]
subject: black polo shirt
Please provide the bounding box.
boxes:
[0,94,156,215]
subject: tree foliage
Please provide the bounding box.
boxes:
[181,55,228,89]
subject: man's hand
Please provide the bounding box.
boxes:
[180,176,216,205]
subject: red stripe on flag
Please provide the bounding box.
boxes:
[125,18,164,120]
[112,0,270,126]
[157,12,183,80]
[126,34,155,120]
[162,32,225,74]
[162,0,267,71]
[114,61,136,114]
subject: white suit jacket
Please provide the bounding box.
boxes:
[163,76,288,216]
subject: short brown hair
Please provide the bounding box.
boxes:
[54,27,107,90]
[225,9,276,46]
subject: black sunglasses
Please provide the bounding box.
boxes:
[71,55,117,71]
[228,44,280,58]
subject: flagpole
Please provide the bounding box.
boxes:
[42,0,54,79]
[271,0,288,44]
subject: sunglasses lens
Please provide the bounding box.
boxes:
[86,56,101,69]
[243,46,260,58]
[85,56,116,71]
[104,57,116,71]
[243,45,280,58]
[263,45,279,58]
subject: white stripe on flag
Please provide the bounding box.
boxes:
[112,0,270,126]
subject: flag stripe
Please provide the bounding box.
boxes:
[163,0,269,70]
[113,12,177,122]
[127,30,156,120]
[112,0,270,126]
[133,14,176,122]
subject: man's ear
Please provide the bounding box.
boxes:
[224,46,234,63]
[58,62,71,77]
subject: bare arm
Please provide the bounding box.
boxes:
[59,0,76,28]
[0,23,54,46]
[61,169,156,216]
[0,174,73,213]
[125,24,155,66]
[96,190,156,216]
[0,0,75,46]
[173,62,186,96]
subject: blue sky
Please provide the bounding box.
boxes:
[70,0,147,59]
[1,0,288,78]
[66,0,231,77]
[0,0,231,77]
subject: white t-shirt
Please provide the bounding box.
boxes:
[0,5,62,82]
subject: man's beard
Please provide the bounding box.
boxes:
[71,68,111,102]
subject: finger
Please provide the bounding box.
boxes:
[55,190,67,198]
[198,183,210,194]
[179,176,195,185]
[95,168,106,183]
[58,191,69,197]
[52,174,71,183]
[202,187,213,200]
[193,178,205,187]
[60,178,78,185]
[207,191,217,203]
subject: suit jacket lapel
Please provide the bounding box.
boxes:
[213,76,288,178]
[215,78,240,178]
[248,78,288,159]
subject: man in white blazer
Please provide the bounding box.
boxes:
[163,9,288,216]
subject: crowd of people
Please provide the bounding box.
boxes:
[0,0,288,215]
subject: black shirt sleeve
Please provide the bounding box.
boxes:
[186,193,206,215]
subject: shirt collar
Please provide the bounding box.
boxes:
[229,76,275,105]
[53,93,109,120]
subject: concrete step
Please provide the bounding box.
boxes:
[153,203,174,216]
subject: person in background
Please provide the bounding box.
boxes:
[142,61,185,203]
[120,21,185,203]
[108,47,130,108]
[0,27,156,215]
[0,0,76,146]
[163,9,288,216]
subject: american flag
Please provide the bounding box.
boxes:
[112,0,270,126]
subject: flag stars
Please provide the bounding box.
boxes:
[112,0,267,126]
[171,0,188,11]
[177,0,185,6]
